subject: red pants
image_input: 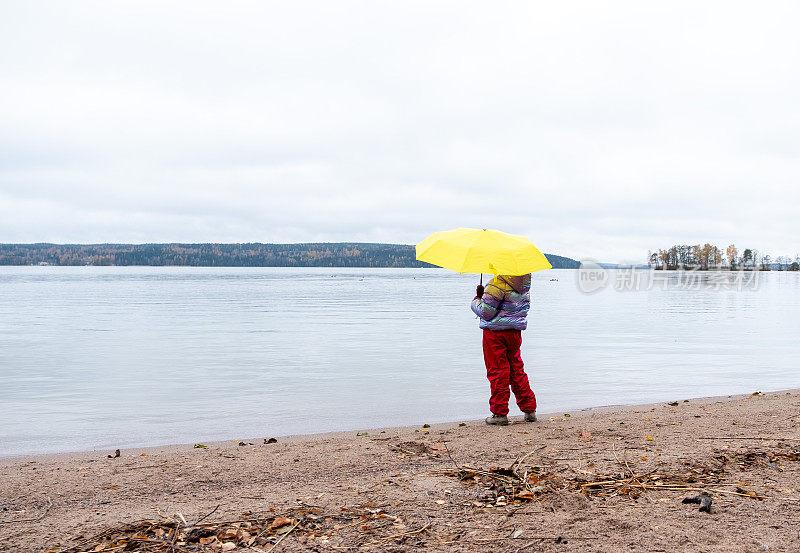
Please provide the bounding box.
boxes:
[482,329,537,416]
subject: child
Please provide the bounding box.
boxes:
[471,274,537,425]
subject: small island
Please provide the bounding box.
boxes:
[649,243,799,271]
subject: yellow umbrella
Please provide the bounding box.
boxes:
[415,228,552,278]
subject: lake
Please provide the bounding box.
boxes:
[1,266,798,457]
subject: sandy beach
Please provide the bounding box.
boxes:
[2,390,799,553]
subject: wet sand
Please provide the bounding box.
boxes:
[1,390,799,552]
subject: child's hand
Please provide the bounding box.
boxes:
[476,284,485,298]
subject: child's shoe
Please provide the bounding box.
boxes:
[485,415,509,426]
[524,411,537,422]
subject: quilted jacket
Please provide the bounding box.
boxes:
[470,274,531,331]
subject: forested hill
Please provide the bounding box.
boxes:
[0,243,581,269]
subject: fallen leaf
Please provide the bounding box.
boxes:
[646,436,654,441]
[641,457,647,461]
[736,486,759,499]
[513,529,524,538]
[459,423,467,427]
[422,424,431,428]
[269,517,295,529]
[140,453,147,456]
[564,413,571,418]
[193,444,207,449]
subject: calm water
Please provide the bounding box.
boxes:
[1,267,798,457]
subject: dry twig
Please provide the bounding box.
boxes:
[0,497,52,525]
[191,504,220,527]
[697,436,800,441]
[266,520,300,552]
[368,523,431,544]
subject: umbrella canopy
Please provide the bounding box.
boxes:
[415,228,552,276]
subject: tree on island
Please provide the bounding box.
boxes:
[650,243,798,270]
[726,244,738,269]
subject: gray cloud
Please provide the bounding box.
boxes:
[2,1,800,261]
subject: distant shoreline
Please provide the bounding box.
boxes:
[0,265,579,270]
[0,243,581,269]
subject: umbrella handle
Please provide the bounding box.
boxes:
[480,273,483,286]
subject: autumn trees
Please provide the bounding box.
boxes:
[0,243,433,268]
[649,243,800,270]
[0,244,581,269]
[726,245,738,268]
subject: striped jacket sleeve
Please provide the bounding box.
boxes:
[470,283,505,321]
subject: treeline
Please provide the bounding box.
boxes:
[0,243,580,269]
[0,243,431,268]
[648,244,800,271]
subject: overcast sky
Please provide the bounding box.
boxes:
[1,1,799,261]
